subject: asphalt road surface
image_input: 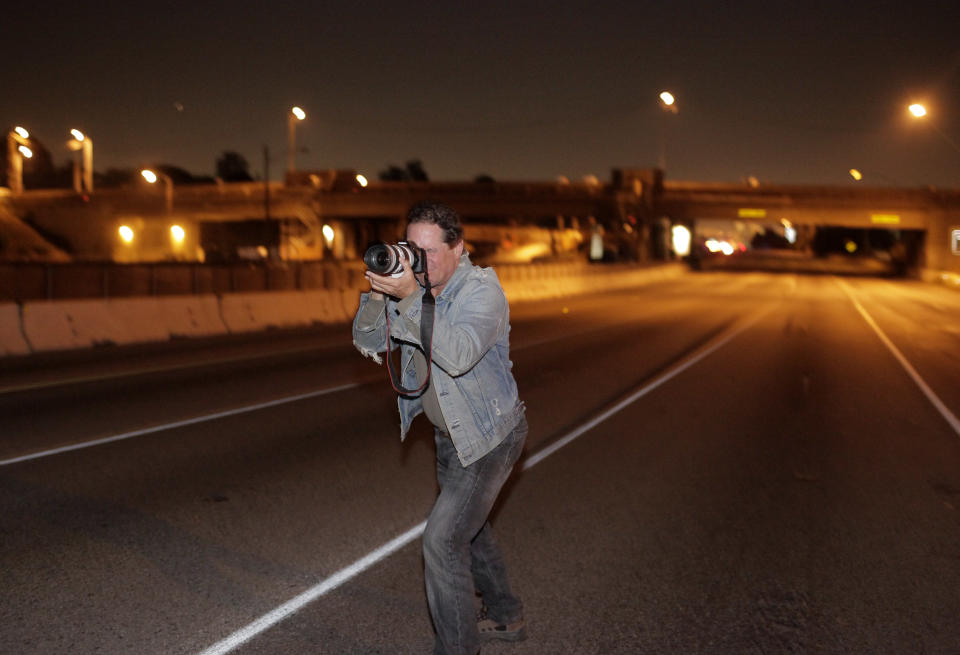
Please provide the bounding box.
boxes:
[2,271,960,654]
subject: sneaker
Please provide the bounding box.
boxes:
[477,617,527,643]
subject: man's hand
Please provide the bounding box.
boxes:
[365,257,419,299]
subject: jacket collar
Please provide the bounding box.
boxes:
[432,253,472,302]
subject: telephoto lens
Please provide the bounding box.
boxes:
[363,241,425,277]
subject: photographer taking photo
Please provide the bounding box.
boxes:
[353,201,527,655]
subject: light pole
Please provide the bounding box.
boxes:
[658,91,678,171]
[908,102,960,156]
[6,126,32,195]
[141,168,173,214]
[287,106,306,175]
[67,129,94,194]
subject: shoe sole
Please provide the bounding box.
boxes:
[479,626,527,643]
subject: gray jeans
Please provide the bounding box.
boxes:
[424,417,527,655]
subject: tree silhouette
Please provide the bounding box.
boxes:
[216,151,254,182]
[378,159,430,182]
[155,164,214,185]
[406,159,428,181]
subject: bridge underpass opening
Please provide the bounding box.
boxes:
[687,217,925,277]
[811,226,925,274]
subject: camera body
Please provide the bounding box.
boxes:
[363,241,426,277]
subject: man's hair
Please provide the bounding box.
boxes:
[407,201,464,245]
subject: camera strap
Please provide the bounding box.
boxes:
[384,271,435,397]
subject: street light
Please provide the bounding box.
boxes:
[6,126,31,195]
[287,105,306,175]
[657,91,678,170]
[659,91,677,113]
[67,128,94,194]
[141,168,173,214]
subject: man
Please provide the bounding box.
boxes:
[353,201,527,655]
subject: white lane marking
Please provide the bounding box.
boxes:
[195,521,427,655]
[194,301,779,655]
[0,383,360,467]
[523,302,776,470]
[837,279,960,438]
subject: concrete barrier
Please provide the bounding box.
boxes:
[21,295,230,352]
[23,297,166,351]
[219,289,349,332]
[304,289,349,324]
[221,291,309,332]
[0,303,30,356]
[341,287,365,321]
[156,295,228,338]
[6,263,689,356]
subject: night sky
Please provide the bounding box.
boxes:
[4,1,960,187]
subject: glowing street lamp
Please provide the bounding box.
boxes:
[67,128,94,194]
[908,103,927,118]
[288,105,306,175]
[141,168,174,213]
[659,91,677,112]
[6,126,32,195]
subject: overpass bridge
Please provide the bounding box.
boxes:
[1,169,958,284]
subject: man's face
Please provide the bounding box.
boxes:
[406,222,463,293]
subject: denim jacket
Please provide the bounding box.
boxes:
[352,254,523,466]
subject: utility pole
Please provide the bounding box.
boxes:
[263,145,271,221]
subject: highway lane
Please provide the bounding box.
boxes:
[1,272,959,654]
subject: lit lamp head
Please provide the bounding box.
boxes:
[291,106,306,121]
[141,169,158,184]
[659,91,678,113]
[67,129,86,151]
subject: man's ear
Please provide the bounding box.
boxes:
[454,240,465,256]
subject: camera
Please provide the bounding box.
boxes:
[363,241,426,277]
